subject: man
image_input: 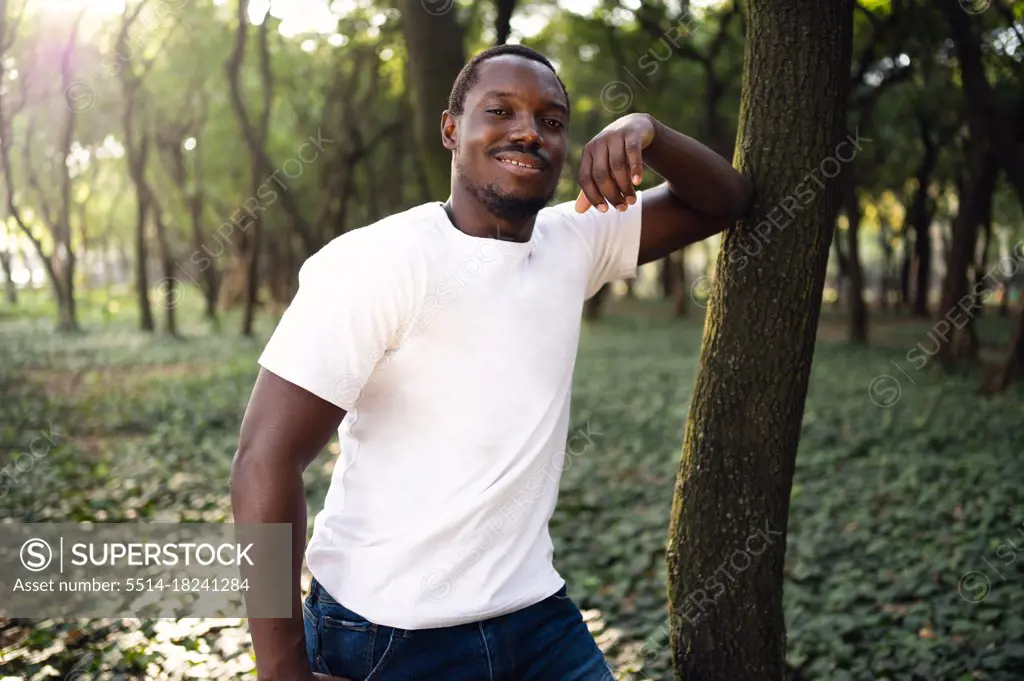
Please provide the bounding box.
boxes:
[231,44,751,681]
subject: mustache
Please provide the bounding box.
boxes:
[489,144,550,168]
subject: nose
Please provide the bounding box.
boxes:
[508,114,542,146]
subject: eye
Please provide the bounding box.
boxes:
[544,119,564,130]
[486,108,511,117]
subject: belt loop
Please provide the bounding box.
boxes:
[310,577,320,605]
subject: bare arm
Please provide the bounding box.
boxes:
[574,113,752,265]
[230,368,350,681]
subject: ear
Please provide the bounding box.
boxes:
[440,110,457,151]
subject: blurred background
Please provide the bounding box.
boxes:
[0,0,1022,679]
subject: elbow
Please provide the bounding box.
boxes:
[228,448,247,505]
[727,174,754,221]
[229,442,261,508]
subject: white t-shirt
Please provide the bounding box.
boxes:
[258,193,643,629]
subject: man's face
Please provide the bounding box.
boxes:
[444,56,569,221]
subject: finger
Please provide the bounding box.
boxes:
[591,142,626,211]
[608,134,635,209]
[574,189,590,213]
[625,134,644,189]
[576,146,607,213]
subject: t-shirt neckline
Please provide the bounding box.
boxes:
[434,202,534,260]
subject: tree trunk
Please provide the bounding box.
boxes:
[936,146,997,367]
[130,139,155,332]
[910,115,937,317]
[191,194,219,322]
[225,0,275,337]
[114,3,157,332]
[0,11,83,331]
[584,283,609,321]
[494,0,515,45]
[0,247,15,304]
[398,0,465,200]
[150,197,177,337]
[841,173,867,343]
[674,250,688,317]
[831,224,849,308]
[660,254,674,298]
[941,0,1024,209]
[56,39,79,333]
[981,305,1024,394]
[900,245,911,310]
[971,198,993,314]
[667,1,853,679]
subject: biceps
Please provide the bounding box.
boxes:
[238,369,346,470]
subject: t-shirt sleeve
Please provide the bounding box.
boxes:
[257,238,413,412]
[555,190,644,299]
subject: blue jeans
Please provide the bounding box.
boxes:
[303,577,617,681]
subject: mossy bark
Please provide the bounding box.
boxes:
[667,1,853,678]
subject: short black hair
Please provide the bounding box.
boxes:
[447,44,571,118]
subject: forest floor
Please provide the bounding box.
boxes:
[1,289,1023,680]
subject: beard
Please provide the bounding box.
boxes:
[456,157,556,222]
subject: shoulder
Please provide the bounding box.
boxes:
[299,203,442,287]
[534,199,613,257]
[535,199,590,244]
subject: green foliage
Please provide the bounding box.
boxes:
[2,298,1022,679]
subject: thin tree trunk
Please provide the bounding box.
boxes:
[667,1,853,679]
[0,7,81,330]
[660,254,674,298]
[981,305,1024,394]
[56,30,79,332]
[398,0,465,200]
[0,247,15,304]
[841,172,867,343]
[831,223,849,308]
[192,195,219,322]
[116,4,155,333]
[910,115,937,317]
[674,249,688,317]
[150,195,177,337]
[936,146,997,367]
[900,245,911,311]
[129,134,155,332]
[494,0,516,45]
[584,283,609,321]
[941,1,1024,209]
[971,199,993,314]
[225,0,274,337]
[878,222,893,312]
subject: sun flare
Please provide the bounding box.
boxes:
[34,0,126,17]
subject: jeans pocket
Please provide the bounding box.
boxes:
[318,605,406,680]
[318,612,375,679]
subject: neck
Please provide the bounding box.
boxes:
[446,184,537,243]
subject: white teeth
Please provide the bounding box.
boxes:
[501,159,538,169]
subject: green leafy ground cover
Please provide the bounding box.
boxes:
[1,291,1023,680]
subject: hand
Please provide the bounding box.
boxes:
[575,112,656,214]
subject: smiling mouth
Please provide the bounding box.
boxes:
[495,156,546,172]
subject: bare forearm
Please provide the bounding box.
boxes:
[230,455,311,681]
[645,116,752,218]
